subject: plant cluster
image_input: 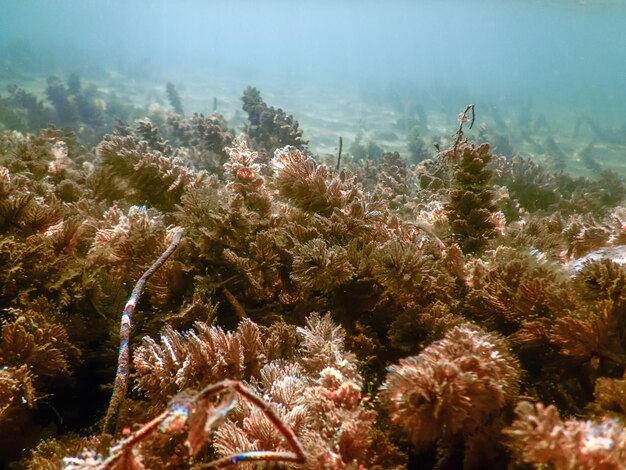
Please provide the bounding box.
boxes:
[444,141,499,254]
[0,85,56,133]
[0,84,625,469]
[165,82,185,116]
[166,112,234,173]
[349,132,385,162]
[506,401,626,468]
[493,154,625,218]
[381,324,520,467]
[406,126,430,163]
[241,86,307,157]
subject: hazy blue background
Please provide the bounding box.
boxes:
[1,0,626,131]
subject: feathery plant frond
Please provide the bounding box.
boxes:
[381,324,520,448]
[271,146,358,216]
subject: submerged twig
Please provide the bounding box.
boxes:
[223,286,248,319]
[336,135,343,172]
[575,115,626,145]
[453,104,476,153]
[414,222,446,251]
[98,380,306,469]
[578,139,602,173]
[102,228,184,435]
[198,380,306,468]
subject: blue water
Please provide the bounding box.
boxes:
[1,0,626,163]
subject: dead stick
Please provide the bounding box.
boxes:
[102,228,184,435]
[197,380,305,468]
[102,380,305,469]
[453,104,476,153]
[223,286,248,319]
[336,136,343,172]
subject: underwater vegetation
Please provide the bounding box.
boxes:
[0,74,626,470]
[0,74,149,145]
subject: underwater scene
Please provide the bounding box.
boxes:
[1,0,626,468]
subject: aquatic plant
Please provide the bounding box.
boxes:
[349,131,385,161]
[575,114,626,146]
[57,313,394,468]
[1,85,626,469]
[0,85,55,133]
[95,126,200,211]
[377,151,411,202]
[135,118,174,156]
[241,86,307,156]
[381,324,520,466]
[45,74,105,131]
[46,76,81,127]
[158,110,236,176]
[445,141,498,254]
[543,135,567,171]
[506,401,626,469]
[1,75,144,146]
[166,81,185,116]
[271,145,359,216]
[493,154,625,217]
[0,302,81,460]
[407,125,430,163]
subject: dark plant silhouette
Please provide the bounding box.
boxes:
[166,81,185,116]
[241,86,307,156]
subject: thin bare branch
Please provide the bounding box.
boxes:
[102,228,184,435]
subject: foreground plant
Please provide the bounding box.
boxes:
[66,380,305,469]
[62,314,386,468]
[381,324,520,466]
[505,401,626,469]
